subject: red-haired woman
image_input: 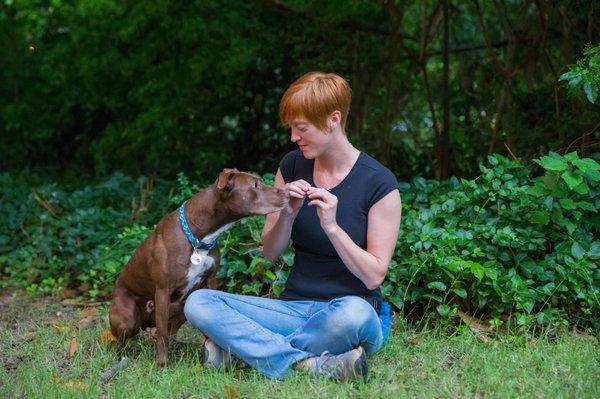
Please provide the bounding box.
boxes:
[185,72,401,380]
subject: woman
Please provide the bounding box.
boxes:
[184,72,401,380]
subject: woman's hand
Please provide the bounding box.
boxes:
[306,187,339,235]
[282,179,311,217]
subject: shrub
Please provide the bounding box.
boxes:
[1,151,598,329]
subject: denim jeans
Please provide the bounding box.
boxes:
[183,289,384,379]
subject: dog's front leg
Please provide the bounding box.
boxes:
[154,286,170,366]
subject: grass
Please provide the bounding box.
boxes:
[0,290,598,399]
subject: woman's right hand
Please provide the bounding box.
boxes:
[282,179,311,217]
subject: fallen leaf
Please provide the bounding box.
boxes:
[68,337,78,359]
[458,311,494,344]
[81,307,99,318]
[457,311,494,333]
[405,337,418,345]
[100,330,118,346]
[223,385,240,399]
[52,324,71,333]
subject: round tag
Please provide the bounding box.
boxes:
[190,250,203,265]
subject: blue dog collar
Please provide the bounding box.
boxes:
[178,201,218,250]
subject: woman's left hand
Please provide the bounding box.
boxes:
[306,187,339,235]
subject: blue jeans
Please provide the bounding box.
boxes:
[183,289,384,379]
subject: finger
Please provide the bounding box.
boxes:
[307,188,333,200]
[289,183,309,193]
[289,191,305,199]
[307,191,328,201]
[308,199,327,208]
[287,185,306,195]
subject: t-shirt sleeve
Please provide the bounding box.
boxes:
[367,167,398,209]
[278,150,298,183]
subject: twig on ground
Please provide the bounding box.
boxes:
[99,356,131,384]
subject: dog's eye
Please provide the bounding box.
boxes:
[253,181,258,189]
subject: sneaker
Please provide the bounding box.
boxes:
[200,338,242,369]
[309,346,368,381]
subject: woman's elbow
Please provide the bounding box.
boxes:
[365,275,385,290]
[262,249,278,263]
[365,267,388,290]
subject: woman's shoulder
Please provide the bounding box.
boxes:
[280,149,303,165]
[279,149,310,182]
[356,152,397,181]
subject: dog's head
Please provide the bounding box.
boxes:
[215,168,289,217]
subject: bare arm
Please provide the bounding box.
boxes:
[261,169,310,262]
[307,188,401,289]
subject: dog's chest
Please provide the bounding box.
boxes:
[181,250,214,297]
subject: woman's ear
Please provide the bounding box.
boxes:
[329,110,342,128]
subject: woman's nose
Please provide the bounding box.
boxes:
[290,130,300,142]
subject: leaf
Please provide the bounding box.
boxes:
[80,307,99,318]
[427,281,447,291]
[436,304,451,317]
[561,170,583,190]
[559,70,579,81]
[457,311,494,337]
[583,81,598,103]
[573,182,590,195]
[68,337,78,359]
[468,261,485,282]
[577,201,597,212]
[451,288,468,299]
[588,242,600,260]
[571,242,586,260]
[529,211,549,225]
[52,324,71,333]
[563,152,579,162]
[573,158,600,172]
[265,270,276,280]
[558,198,577,210]
[223,385,240,399]
[584,168,600,182]
[100,330,118,346]
[536,156,567,171]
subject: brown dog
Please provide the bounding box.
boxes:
[108,168,288,365]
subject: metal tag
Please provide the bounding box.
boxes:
[190,249,204,265]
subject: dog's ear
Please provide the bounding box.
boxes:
[216,168,238,190]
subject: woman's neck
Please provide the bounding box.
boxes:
[314,133,360,174]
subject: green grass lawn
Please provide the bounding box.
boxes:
[1,291,598,399]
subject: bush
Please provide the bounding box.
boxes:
[1,151,598,329]
[384,152,599,329]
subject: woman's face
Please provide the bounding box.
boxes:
[289,117,332,159]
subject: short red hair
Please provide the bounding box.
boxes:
[279,72,352,131]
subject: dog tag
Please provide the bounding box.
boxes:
[190,249,204,265]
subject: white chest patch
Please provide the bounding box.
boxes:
[182,250,214,297]
[181,222,235,298]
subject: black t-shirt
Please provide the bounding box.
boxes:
[278,149,398,301]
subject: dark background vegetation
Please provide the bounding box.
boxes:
[1,1,599,330]
[2,0,598,181]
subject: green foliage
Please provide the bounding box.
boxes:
[0,172,172,295]
[385,152,599,329]
[560,43,600,104]
[1,153,599,329]
[1,1,598,181]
